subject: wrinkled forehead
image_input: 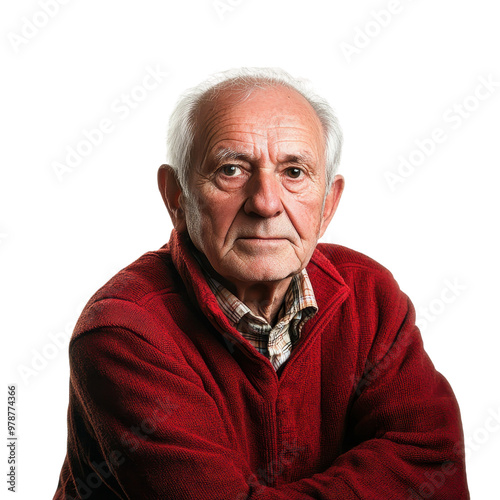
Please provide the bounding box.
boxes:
[191,83,326,162]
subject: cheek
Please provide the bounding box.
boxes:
[205,191,242,223]
[186,193,238,242]
[287,197,325,239]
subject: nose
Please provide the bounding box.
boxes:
[243,171,283,218]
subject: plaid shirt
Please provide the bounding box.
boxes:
[194,252,318,371]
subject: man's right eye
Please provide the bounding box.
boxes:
[220,164,242,176]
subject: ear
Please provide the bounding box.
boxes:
[157,164,187,232]
[319,174,345,238]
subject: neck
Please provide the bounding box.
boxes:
[191,244,293,325]
[225,278,292,326]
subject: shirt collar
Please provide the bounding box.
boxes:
[191,246,318,329]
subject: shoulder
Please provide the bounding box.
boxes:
[314,243,396,281]
[71,244,184,346]
[311,244,414,359]
[86,245,179,306]
[311,243,404,304]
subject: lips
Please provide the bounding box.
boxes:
[233,225,296,242]
[236,237,289,247]
[237,237,289,243]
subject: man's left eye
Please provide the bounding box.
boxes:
[285,167,303,179]
[220,164,242,176]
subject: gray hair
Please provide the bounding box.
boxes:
[166,67,343,193]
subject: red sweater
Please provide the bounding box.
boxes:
[54,230,469,499]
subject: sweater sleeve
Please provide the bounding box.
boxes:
[266,281,470,500]
[56,323,262,499]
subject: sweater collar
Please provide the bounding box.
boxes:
[168,229,350,357]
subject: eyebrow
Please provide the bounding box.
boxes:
[213,147,316,165]
[214,148,253,163]
[278,152,316,165]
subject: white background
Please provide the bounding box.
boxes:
[1,0,499,498]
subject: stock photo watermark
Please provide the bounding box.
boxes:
[7,0,72,54]
[17,278,140,384]
[213,0,245,20]
[339,0,417,64]
[351,335,410,396]
[66,395,179,499]
[51,64,169,182]
[236,441,306,499]
[415,277,467,334]
[351,277,465,395]
[16,301,85,384]
[455,404,500,461]
[384,74,499,191]
[406,460,458,499]
[7,385,17,493]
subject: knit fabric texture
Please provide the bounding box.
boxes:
[53,230,469,499]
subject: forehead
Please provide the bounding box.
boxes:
[191,84,325,162]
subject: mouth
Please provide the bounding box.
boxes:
[238,237,287,241]
[236,237,289,247]
[234,236,291,255]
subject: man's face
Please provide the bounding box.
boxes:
[177,85,342,286]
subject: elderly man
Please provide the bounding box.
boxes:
[54,68,469,499]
